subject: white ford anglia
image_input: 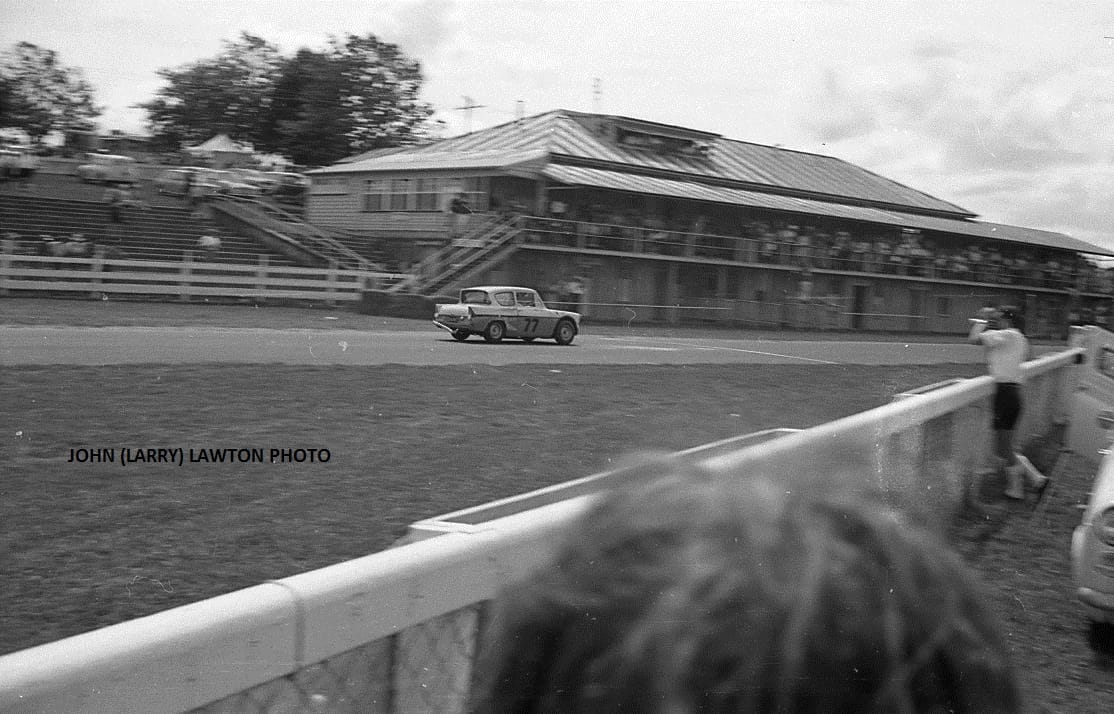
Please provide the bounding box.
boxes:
[433,286,581,345]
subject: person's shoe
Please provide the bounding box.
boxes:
[1003,461,1026,500]
[1031,474,1052,505]
[1015,453,1049,488]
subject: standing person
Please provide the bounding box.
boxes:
[16,148,38,191]
[969,305,1050,501]
[198,232,222,261]
[104,184,126,225]
[449,191,472,239]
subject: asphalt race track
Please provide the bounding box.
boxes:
[0,326,1013,366]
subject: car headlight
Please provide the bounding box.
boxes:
[1096,506,1114,546]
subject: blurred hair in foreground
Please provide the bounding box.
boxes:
[470,454,1019,713]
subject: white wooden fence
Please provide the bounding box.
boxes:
[0,249,404,303]
[0,338,1092,714]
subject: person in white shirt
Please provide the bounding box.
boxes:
[968,305,1050,501]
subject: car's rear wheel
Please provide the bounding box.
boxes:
[554,319,576,345]
[451,329,470,341]
[483,321,506,343]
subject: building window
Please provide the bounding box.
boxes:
[310,177,349,195]
[936,296,951,316]
[458,177,489,211]
[361,175,490,212]
[362,180,386,211]
[415,178,441,211]
[389,179,410,210]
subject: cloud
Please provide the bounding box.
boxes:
[795,36,1114,248]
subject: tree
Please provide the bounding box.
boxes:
[0,42,100,142]
[324,34,434,158]
[139,32,284,150]
[141,31,436,166]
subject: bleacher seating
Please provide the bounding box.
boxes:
[0,193,296,266]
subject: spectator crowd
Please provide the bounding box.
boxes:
[516,201,1113,294]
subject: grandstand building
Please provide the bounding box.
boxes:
[305,109,1113,336]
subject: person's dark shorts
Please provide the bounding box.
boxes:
[993,382,1022,430]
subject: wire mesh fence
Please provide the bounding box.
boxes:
[190,604,485,714]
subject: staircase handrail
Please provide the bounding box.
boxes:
[387,213,512,293]
[216,196,378,270]
[417,216,523,295]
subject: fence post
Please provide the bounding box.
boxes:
[89,246,105,299]
[256,255,269,304]
[0,238,12,296]
[327,260,338,307]
[180,251,193,302]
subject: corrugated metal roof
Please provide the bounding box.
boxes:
[312,110,973,217]
[312,148,549,173]
[541,164,1113,256]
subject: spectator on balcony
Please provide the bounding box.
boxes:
[471,456,1020,714]
[851,238,870,272]
[777,225,797,264]
[448,192,472,239]
[793,229,812,268]
[831,231,851,270]
[104,185,128,224]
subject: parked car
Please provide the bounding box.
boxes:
[153,168,221,198]
[433,286,581,344]
[0,148,20,179]
[75,153,138,185]
[1073,449,1114,631]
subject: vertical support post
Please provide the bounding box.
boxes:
[0,238,12,296]
[326,259,338,307]
[180,251,193,302]
[89,245,104,299]
[256,255,269,305]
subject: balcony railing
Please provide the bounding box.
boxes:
[518,217,1111,295]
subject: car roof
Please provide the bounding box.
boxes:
[464,286,537,293]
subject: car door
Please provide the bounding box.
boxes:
[492,291,520,335]
[514,290,556,337]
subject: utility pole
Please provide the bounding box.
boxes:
[453,96,486,134]
[515,100,525,121]
[592,78,602,113]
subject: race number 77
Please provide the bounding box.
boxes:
[523,318,539,332]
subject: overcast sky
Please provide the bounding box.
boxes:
[4,0,1113,251]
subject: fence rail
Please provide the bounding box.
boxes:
[0,339,1089,713]
[0,248,404,303]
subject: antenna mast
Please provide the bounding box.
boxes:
[592,78,602,113]
[452,96,486,134]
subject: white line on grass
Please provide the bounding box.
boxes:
[599,337,838,364]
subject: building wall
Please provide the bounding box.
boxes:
[466,247,1074,338]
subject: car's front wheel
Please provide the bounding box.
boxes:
[483,321,506,343]
[554,319,577,345]
[451,329,470,341]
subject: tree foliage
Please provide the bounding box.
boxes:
[139,32,283,153]
[142,32,436,166]
[0,42,101,142]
